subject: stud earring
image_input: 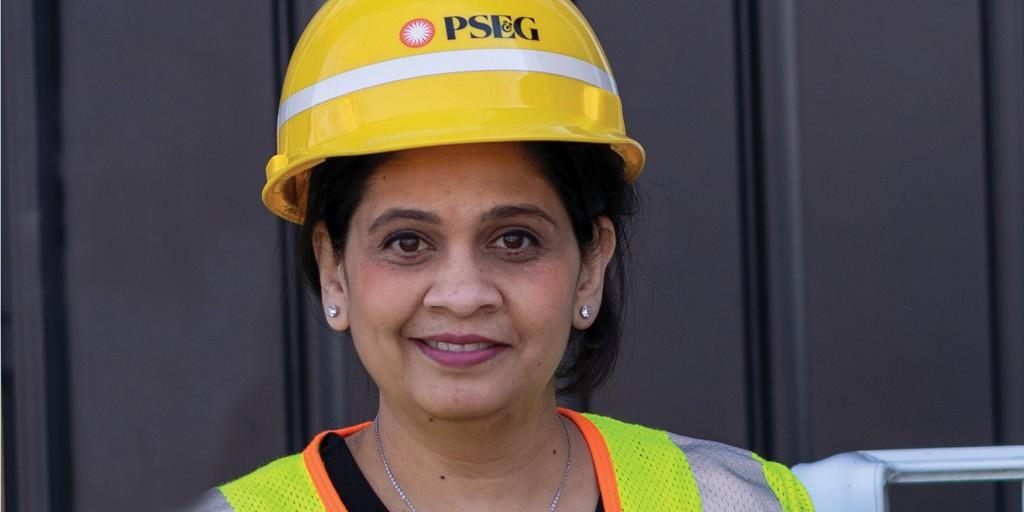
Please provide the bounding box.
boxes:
[327,305,339,318]
[579,304,591,319]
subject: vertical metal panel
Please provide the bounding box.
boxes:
[58,1,286,510]
[582,1,750,446]
[278,225,310,452]
[980,1,1024,509]
[733,0,774,457]
[792,0,995,508]
[755,0,810,464]
[2,1,61,509]
[980,0,1024,447]
[34,0,73,507]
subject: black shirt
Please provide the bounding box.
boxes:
[321,433,604,511]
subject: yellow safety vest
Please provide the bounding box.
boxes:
[198,409,813,511]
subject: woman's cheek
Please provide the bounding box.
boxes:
[349,260,424,329]
[505,260,578,326]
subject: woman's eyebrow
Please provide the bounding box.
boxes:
[368,208,441,233]
[481,204,557,228]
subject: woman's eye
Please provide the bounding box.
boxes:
[397,237,420,252]
[493,231,536,252]
[500,233,526,249]
[386,234,426,254]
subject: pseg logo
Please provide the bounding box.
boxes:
[400,18,435,48]
[400,15,540,47]
[444,15,540,41]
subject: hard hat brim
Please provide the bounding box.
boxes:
[263,107,644,223]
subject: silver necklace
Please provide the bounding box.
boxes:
[374,413,574,512]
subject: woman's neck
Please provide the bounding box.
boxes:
[380,392,561,469]
[346,389,598,510]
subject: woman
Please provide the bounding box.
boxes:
[199,0,813,510]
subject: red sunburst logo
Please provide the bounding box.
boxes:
[400,18,435,48]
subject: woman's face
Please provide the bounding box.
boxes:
[316,142,611,420]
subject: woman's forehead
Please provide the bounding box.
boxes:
[356,142,564,218]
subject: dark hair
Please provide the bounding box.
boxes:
[298,142,637,395]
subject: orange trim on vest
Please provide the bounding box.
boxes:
[556,408,623,512]
[302,421,372,512]
[300,411,622,511]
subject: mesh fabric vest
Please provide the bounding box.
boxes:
[211,412,813,511]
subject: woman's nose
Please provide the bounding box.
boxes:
[422,251,503,317]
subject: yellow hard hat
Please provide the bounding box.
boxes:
[263,0,646,223]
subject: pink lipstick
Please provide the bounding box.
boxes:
[413,334,508,369]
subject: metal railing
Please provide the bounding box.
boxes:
[791,445,1024,511]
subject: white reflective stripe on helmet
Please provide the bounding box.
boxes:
[277,48,619,129]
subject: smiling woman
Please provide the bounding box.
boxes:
[301,142,633,401]
[193,0,813,510]
[312,143,620,424]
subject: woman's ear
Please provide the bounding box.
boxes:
[573,216,616,330]
[313,222,350,331]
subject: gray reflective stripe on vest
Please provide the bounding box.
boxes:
[668,432,783,512]
[187,488,234,512]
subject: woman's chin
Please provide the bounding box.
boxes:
[411,387,520,422]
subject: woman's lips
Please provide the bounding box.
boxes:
[412,335,508,369]
[423,339,495,352]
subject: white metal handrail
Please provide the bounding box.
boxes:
[791,445,1024,511]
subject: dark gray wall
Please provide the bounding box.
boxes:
[3,0,1022,511]
[58,3,288,511]
[582,2,1023,510]
[584,0,751,447]
[4,1,290,511]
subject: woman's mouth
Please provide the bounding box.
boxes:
[413,335,508,369]
[422,339,495,352]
